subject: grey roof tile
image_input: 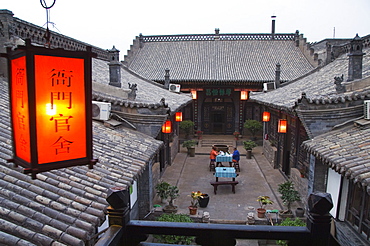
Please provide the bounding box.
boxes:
[0,73,163,244]
[92,59,192,112]
[302,123,370,194]
[125,38,314,83]
[252,47,370,109]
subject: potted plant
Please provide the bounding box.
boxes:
[243,119,263,140]
[196,130,203,140]
[198,192,210,208]
[163,185,179,213]
[233,131,240,140]
[243,140,257,159]
[179,120,195,139]
[277,181,301,217]
[189,191,203,215]
[155,180,170,203]
[182,140,197,157]
[256,195,273,218]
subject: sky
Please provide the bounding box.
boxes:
[1,0,369,55]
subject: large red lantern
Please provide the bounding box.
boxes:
[6,39,95,179]
[262,112,271,122]
[162,120,172,133]
[175,112,183,122]
[278,119,288,133]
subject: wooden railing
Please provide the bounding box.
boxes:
[95,192,339,246]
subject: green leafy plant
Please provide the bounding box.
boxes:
[276,218,306,246]
[154,213,195,244]
[166,185,179,209]
[179,120,194,139]
[244,119,263,139]
[182,140,197,149]
[257,195,273,209]
[277,181,301,213]
[155,180,170,201]
[243,140,257,150]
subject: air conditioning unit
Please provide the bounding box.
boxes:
[92,101,111,121]
[169,83,181,93]
[364,100,370,120]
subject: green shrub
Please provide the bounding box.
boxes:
[179,120,194,139]
[243,140,257,150]
[276,218,306,246]
[154,213,195,244]
[182,140,197,148]
[243,120,263,139]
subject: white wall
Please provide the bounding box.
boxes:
[326,168,341,217]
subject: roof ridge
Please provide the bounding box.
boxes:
[141,33,296,42]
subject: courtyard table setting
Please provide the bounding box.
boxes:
[215,152,233,167]
[210,167,239,194]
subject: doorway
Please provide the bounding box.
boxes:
[202,98,234,134]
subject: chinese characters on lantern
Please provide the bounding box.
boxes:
[34,55,87,164]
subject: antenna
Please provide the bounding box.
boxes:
[333,27,335,39]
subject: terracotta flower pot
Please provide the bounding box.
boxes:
[257,208,266,218]
[189,206,198,215]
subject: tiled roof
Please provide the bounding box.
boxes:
[124,36,314,83]
[251,47,370,110]
[0,77,163,245]
[93,59,192,111]
[302,121,370,195]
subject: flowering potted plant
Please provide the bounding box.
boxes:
[196,130,203,140]
[256,195,273,218]
[233,131,240,140]
[189,191,209,215]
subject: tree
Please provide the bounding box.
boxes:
[179,120,195,139]
[243,120,263,139]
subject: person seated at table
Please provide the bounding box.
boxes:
[232,147,240,163]
[210,146,219,164]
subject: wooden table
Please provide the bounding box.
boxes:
[210,167,239,194]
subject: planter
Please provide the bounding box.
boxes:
[198,194,210,208]
[295,207,305,217]
[189,206,198,215]
[246,150,252,159]
[256,208,266,218]
[279,210,294,218]
[187,147,195,157]
[163,205,178,214]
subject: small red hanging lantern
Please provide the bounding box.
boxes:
[240,91,249,100]
[191,90,197,100]
[162,120,172,133]
[278,119,287,133]
[262,112,271,122]
[175,112,183,122]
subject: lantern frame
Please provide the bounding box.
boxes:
[175,112,183,122]
[162,120,172,133]
[262,111,271,122]
[278,119,288,133]
[6,39,96,179]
